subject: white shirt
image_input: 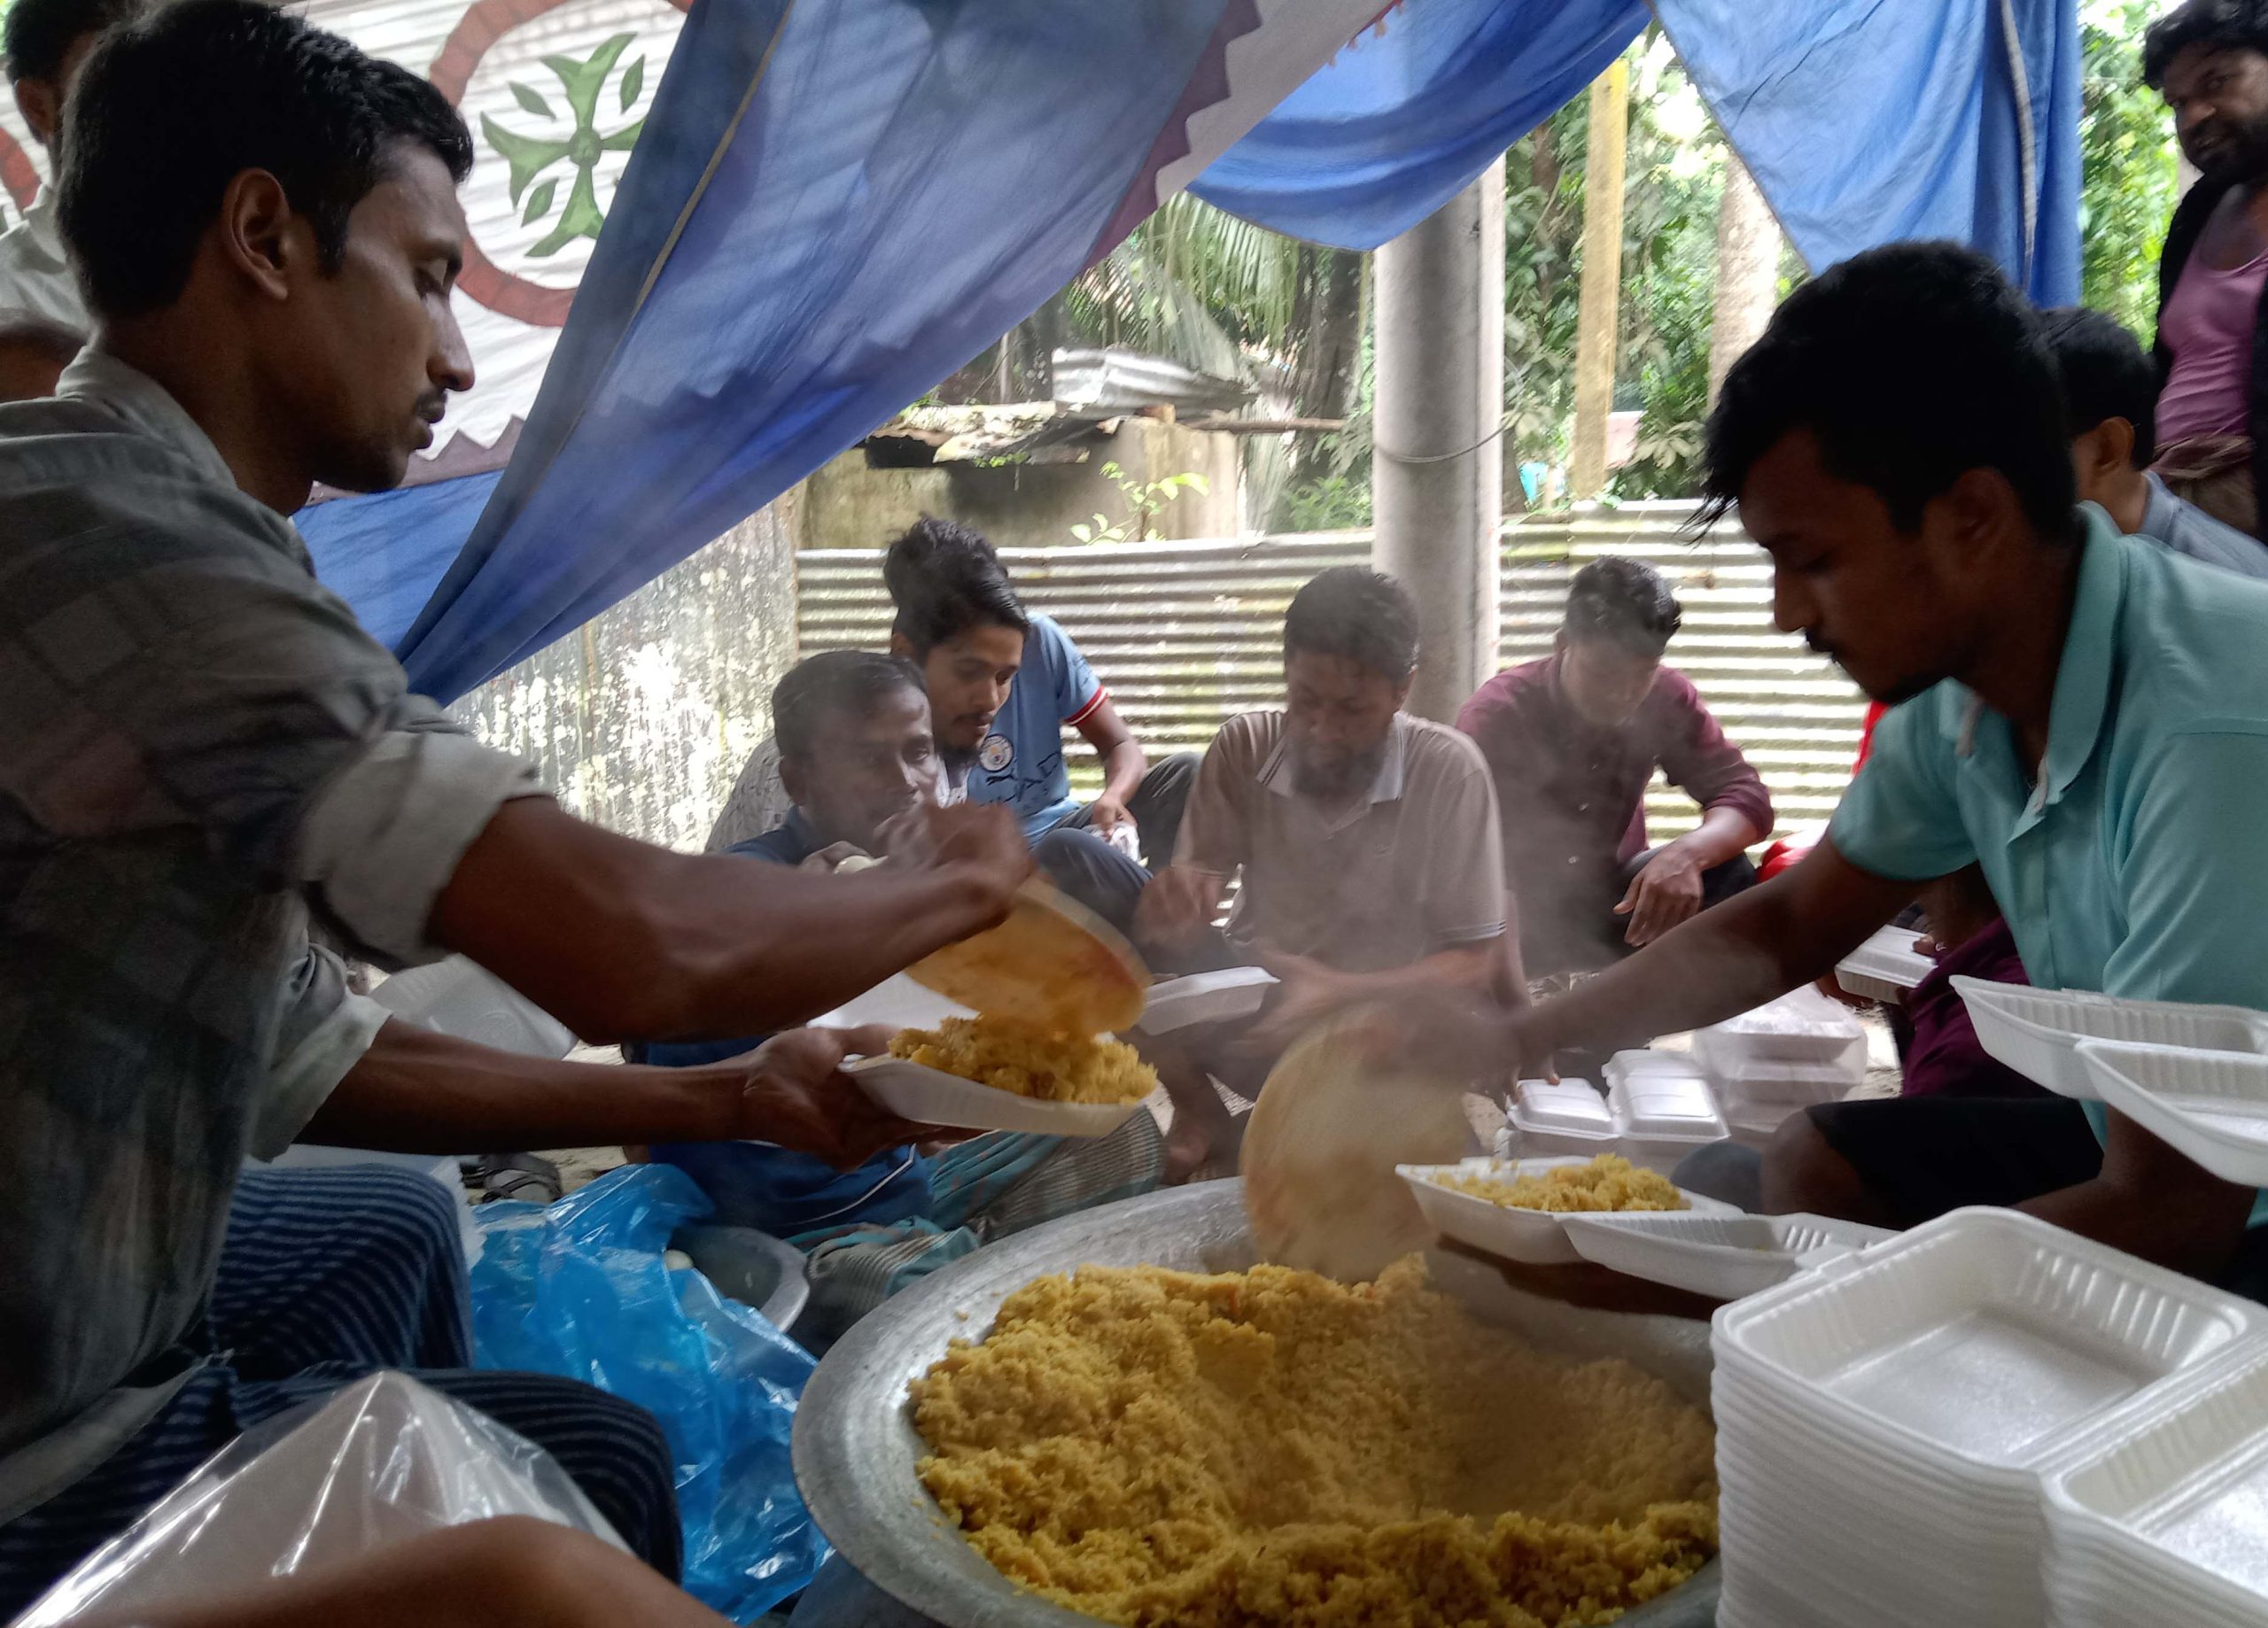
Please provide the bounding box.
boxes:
[0,189,87,330]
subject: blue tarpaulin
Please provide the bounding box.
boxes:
[374,0,1393,703]
[1188,0,2080,310]
[300,0,2081,704]
[1190,0,1650,250]
[1658,0,2080,310]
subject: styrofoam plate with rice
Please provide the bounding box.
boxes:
[1398,1155,1737,1266]
[845,1053,1146,1137]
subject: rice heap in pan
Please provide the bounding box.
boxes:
[912,1257,1717,1627]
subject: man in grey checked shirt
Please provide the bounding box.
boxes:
[0,0,1034,1609]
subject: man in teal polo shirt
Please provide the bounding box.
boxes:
[1415,241,2268,1288]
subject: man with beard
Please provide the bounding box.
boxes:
[1394,243,2268,1291]
[1132,569,1513,1172]
[2144,1,2268,536]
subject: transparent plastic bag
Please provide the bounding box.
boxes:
[469,1165,827,1623]
[16,1371,619,1626]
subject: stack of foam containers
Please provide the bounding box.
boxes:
[1508,1060,1728,1174]
[1712,1206,2268,1628]
[1604,1050,1730,1174]
[1507,1078,1617,1159]
[1696,988,1867,1148]
[2040,1343,2268,1626]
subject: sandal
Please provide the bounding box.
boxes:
[463,1151,563,1205]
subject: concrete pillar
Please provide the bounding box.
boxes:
[1569,58,1629,500]
[1371,157,1505,721]
[1707,152,1783,407]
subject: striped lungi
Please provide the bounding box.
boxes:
[0,1166,680,1617]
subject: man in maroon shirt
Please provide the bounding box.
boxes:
[1457,557,1773,976]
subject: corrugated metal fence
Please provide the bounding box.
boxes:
[796,500,1864,835]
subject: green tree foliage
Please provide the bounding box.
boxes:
[1502,35,1727,500]
[2078,0,2179,341]
[959,5,2179,519]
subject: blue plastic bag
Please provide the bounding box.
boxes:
[469,1165,827,1621]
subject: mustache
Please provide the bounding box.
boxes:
[2190,117,2268,171]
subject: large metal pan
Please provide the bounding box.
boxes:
[792,1181,1721,1627]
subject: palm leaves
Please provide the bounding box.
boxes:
[1066,195,1309,378]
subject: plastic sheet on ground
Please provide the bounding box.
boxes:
[469,1164,825,1623]
[15,1371,621,1626]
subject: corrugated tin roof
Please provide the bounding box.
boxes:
[797,501,1865,838]
[1051,347,1255,415]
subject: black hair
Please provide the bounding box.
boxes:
[1565,557,1682,659]
[773,651,928,764]
[883,516,1029,655]
[56,0,474,321]
[3,0,137,85]
[2039,306,2159,469]
[1283,567,1420,680]
[1702,241,2077,543]
[2144,0,2268,89]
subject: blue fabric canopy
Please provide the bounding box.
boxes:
[1658,0,2080,308]
[382,0,1390,703]
[302,0,2082,704]
[1190,0,1648,250]
[1193,0,2079,307]
[302,471,500,652]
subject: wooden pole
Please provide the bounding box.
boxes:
[1569,57,1628,500]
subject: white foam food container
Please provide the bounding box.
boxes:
[1397,1154,1736,1266]
[2043,1344,2268,1620]
[1953,976,2268,1101]
[1606,1071,1728,1174]
[2077,1039,2268,1188]
[1714,1206,2260,1470]
[1834,926,1934,1004]
[811,972,973,1031]
[1508,1077,1617,1158]
[1697,1029,1866,1103]
[1564,1210,1891,1300]
[1130,966,1276,1035]
[845,1055,1146,1137]
[1699,986,1866,1064]
[1602,1048,1707,1089]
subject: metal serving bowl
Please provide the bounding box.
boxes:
[792,1181,1721,1627]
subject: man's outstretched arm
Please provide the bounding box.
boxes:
[429,798,1030,1043]
[299,1018,927,1168]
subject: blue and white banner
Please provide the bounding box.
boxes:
[260,0,2079,702]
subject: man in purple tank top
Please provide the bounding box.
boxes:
[2147,2,2268,537]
